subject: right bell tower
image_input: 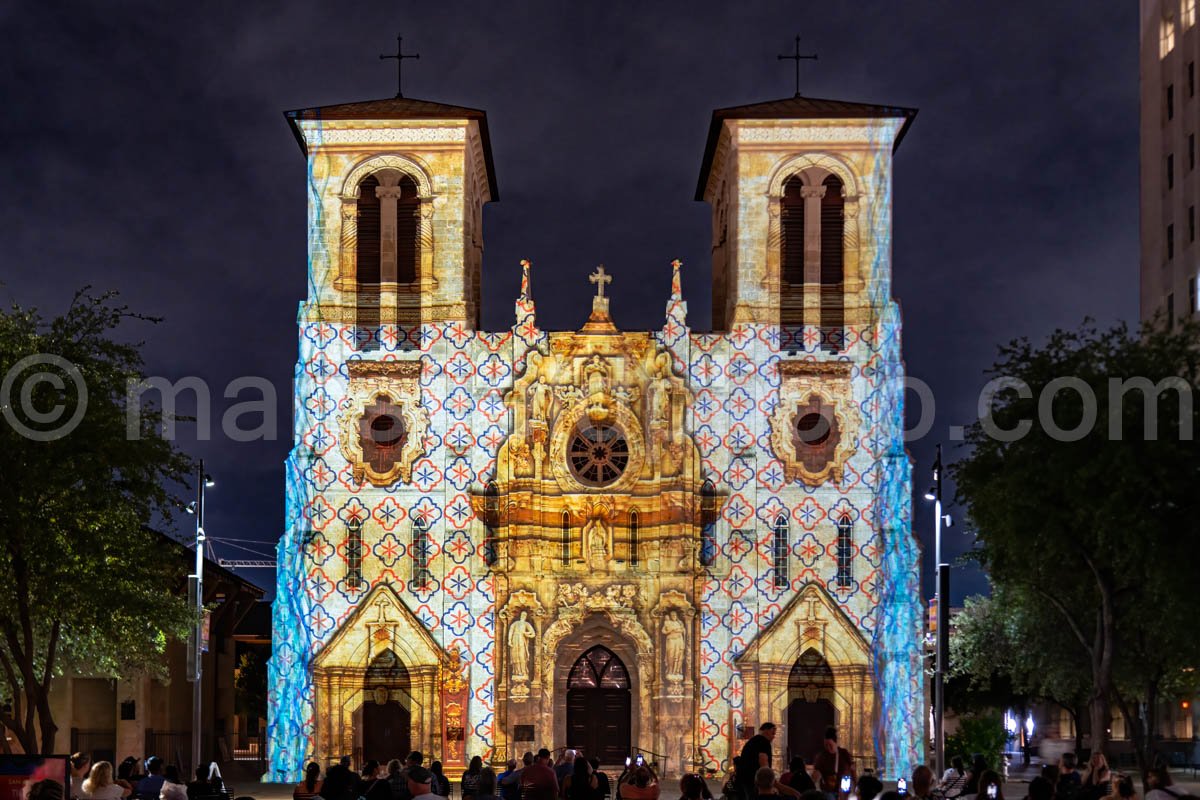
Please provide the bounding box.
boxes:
[696,96,916,349]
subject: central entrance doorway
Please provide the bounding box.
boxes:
[786,649,836,763]
[359,649,412,764]
[566,645,631,764]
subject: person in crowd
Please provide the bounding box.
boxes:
[136,759,165,800]
[976,771,1003,800]
[589,759,610,800]
[430,762,450,798]
[556,753,577,788]
[1112,776,1137,800]
[855,775,882,800]
[941,758,968,798]
[753,769,778,800]
[474,769,500,800]
[1026,777,1055,800]
[29,779,65,800]
[779,759,814,795]
[406,768,440,800]
[1082,755,1111,800]
[497,760,521,800]
[71,753,93,800]
[736,724,778,800]
[1144,765,1185,800]
[188,766,215,800]
[812,728,855,800]
[621,766,660,800]
[159,767,187,800]
[463,756,485,800]
[394,753,425,800]
[82,762,131,800]
[910,766,934,800]
[293,763,323,800]
[520,749,559,800]
[963,756,990,798]
[318,762,356,800]
[356,761,381,799]
[680,775,706,800]
[561,758,596,800]
[383,761,405,800]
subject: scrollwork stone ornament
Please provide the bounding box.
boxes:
[769,361,859,486]
[338,361,429,486]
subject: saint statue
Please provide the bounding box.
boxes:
[663,612,686,680]
[507,611,536,683]
[372,685,389,705]
[583,510,610,569]
[529,379,551,424]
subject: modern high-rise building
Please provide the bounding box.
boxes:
[1141,0,1200,324]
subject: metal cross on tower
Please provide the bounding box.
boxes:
[777,34,818,97]
[589,265,612,298]
[380,34,420,98]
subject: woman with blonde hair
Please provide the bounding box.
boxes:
[81,762,131,800]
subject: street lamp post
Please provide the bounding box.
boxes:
[187,460,214,776]
[924,444,951,778]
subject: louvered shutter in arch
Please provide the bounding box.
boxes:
[395,175,420,284]
[356,175,382,350]
[819,174,845,352]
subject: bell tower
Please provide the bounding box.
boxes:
[286,96,498,340]
[696,96,915,340]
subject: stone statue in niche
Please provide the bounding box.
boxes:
[663,611,686,681]
[372,685,390,705]
[507,611,536,689]
[583,509,611,570]
[529,379,552,424]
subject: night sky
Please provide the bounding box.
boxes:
[0,3,1138,601]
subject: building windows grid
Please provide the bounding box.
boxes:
[1190,276,1197,315]
[1186,0,1197,30]
[1168,223,1176,261]
[629,510,640,568]
[561,510,571,565]
[1168,84,1176,121]
[1190,134,1196,171]
[1169,154,1175,189]
[1191,61,1197,97]
[836,517,854,589]
[1190,206,1195,243]
[772,515,789,589]
[1163,17,1177,59]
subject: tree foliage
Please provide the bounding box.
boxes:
[945,713,1008,772]
[950,318,1200,773]
[234,651,268,722]
[0,291,194,753]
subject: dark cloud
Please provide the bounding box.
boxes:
[0,2,1137,601]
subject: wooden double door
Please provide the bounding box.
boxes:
[565,645,632,763]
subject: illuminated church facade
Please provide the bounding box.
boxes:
[268,90,923,781]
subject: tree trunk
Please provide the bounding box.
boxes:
[1073,701,1086,757]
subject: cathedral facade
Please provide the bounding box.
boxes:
[267,91,923,782]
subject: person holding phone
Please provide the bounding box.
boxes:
[909,766,934,800]
[812,728,855,800]
[976,771,1003,800]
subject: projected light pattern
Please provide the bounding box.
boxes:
[267,113,923,781]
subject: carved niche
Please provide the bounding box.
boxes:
[339,360,429,486]
[770,361,859,485]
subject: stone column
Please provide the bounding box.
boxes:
[801,184,827,333]
[338,197,358,290]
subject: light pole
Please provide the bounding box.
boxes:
[923,444,952,777]
[186,460,214,776]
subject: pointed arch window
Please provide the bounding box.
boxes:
[410,518,431,591]
[700,480,718,567]
[482,480,499,567]
[356,175,382,351]
[836,515,854,588]
[395,175,420,284]
[561,510,572,566]
[628,510,640,568]
[773,514,790,589]
[820,174,845,353]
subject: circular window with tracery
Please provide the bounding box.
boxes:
[568,422,630,486]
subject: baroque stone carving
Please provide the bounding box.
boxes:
[339,360,429,486]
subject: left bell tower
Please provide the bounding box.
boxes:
[286,97,498,339]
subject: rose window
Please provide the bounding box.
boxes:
[567,423,630,486]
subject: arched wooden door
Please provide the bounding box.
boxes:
[565,646,631,763]
[787,649,836,762]
[360,649,412,763]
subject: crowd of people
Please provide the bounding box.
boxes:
[292,748,681,800]
[68,753,229,800]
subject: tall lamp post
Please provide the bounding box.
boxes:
[924,445,952,777]
[186,460,214,775]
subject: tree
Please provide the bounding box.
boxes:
[950,318,1200,773]
[0,291,194,753]
[949,592,1091,754]
[234,651,268,724]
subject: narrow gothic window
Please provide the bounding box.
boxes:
[629,510,640,568]
[1169,154,1176,189]
[410,519,430,590]
[561,510,571,565]
[836,516,853,588]
[346,519,363,589]
[773,514,789,589]
[820,174,845,353]
[700,480,718,567]
[396,175,420,284]
[356,175,382,351]
[482,480,499,567]
[780,176,806,349]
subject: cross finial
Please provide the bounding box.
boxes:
[777,34,818,97]
[380,34,420,99]
[589,265,612,299]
